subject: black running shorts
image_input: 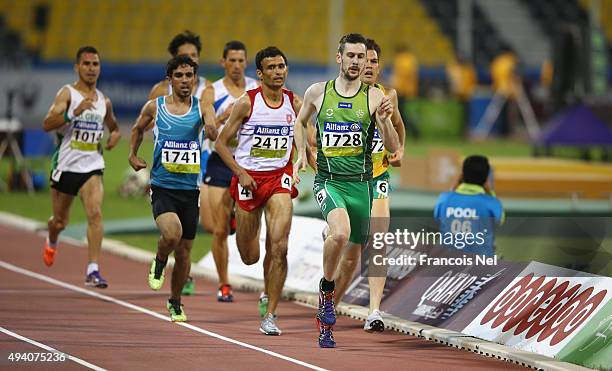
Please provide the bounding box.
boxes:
[150,185,200,240]
[203,152,233,188]
[50,169,104,196]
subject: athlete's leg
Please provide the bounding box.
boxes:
[199,183,214,232]
[263,193,292,315]
[48,189,74,244]
[263,233,272,295]
[368,197,390,313]
[333,242,360,303]
[323,208,351,281]
[155,212,183,261]
[333,180,373,302]
[79,175,104,265]
[235,205,263,265]
[208,185,232,285]
[171,239,193,302]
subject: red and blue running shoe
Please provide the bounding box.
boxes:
[316,288,336,326]
[85,271,108,289]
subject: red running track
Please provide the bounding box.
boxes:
[0,224,526,370]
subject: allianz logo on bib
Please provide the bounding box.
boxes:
[324,121,362,133]
[338,102,352,109]
[163,140,198,150]
[446,207,478,218]
[255,125,289,136]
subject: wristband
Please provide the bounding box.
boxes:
[63,111,73,122]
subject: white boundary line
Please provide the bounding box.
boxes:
[0,260,326,371]
[0,326,106,371]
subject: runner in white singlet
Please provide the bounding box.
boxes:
[216,47,301,336]
[200,40,258,303]
[42,46,121,289]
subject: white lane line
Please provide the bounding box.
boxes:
[0,260,327,371]
[0,326,106,371]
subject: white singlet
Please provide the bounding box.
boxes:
[211,76,258,154]
[51,84,106,174]
[234,87,296,171]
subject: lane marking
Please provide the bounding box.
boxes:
[0,326,106,371]
[0,260,327,371]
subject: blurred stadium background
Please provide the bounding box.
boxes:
[0,0,610,275]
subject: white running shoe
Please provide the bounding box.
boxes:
[364,309,385,332]
[260,313,282,335]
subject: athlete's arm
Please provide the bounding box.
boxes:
[201,83,222,133]
[216,103,234,126]
[370,87,400,154]
[199,92,218,141]
[148,80,167,100]
[294,82,323,173]
[216,94,257,190]
[42,87,70,132]
[144,80,168,131]
[386,88,405,167]
[43,86,95,132]
[292,94,317,172]
[128,100,156,171]
[103,97,121,150]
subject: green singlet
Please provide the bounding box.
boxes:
[313,79,375,244]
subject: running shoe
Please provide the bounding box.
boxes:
[217,284,234,302]
[259,313,282,336]
[148,259,166,291]
[316,288,336,326]
[364,309,385,332]
[43,240,56,267]
[167,300,187,322]
[85,271,108,289]
[318,324,336,348]
[182,276,195,296]
[258,294,269,318]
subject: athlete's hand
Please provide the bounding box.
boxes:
[205,123,218,141]
[292,153,308,184]
[74,98,95,117]
[376,96,393,122]
[388,147,404,167]
[129,155,147,171]
[238,170,257,191]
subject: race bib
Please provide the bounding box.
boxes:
[70,121,103,151]
[376,179,389,198]
[250,125,291,158]
[161,140,200,174]
[281,173,292,190]
[321,121,362,157]
[371,128,387,164]
[237,183,253,200]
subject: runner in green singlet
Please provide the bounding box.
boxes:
[294,33,400,348]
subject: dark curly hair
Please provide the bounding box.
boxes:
[168,30,202,57]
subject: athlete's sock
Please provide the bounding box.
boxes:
[168,298,181,310]
[154,256,167,278]
[320,277,335,293]
[46,237,57,249]
[259,292,268,299]
[87,262,99,275]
